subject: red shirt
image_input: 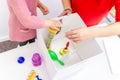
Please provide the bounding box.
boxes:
[71,0,120,27]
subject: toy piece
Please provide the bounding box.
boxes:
[17,56,25,64]
[48,49,64,66]
[59,42,70,55]
[27,70,36,80]
[46,34,53,50]
[46,27,60,50]
[32,53,42,66]
[36,75,42,80]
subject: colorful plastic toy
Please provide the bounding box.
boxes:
[59,42,70,55]
[27,70,36,80]
[46,35,53,50]
[36,75,42,80]
[32,53,42,66]
[48,49,64,66]
[27,70,43,80]
[46,27,60,49]
[17,56,25,64]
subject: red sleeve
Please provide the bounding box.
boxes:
[115,0,120,22]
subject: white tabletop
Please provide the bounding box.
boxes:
[64,36,120,80]
[0,36,120,80]
[0,42,49,80]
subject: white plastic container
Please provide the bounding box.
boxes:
[37,13,103,80]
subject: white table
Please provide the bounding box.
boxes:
[0,42,49,80]
[0,37,120,80]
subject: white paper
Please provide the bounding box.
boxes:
[103,36,120,75]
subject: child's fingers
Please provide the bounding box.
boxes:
[49,25,60,31]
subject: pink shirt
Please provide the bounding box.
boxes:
[7,0,45,42]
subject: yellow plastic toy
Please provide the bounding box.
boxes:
[59,42,70,55]
[27,70,36,80]
[46,27,60,49]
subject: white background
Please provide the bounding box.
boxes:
[0,0,9,42]
[0,0,63,42]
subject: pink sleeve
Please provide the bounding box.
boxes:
[8,0,45,29]
[115,0,120,22]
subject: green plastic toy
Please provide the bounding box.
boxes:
[48,49,64,66]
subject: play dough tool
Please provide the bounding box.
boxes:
[32,53,42,66]
[27,70,36,80]
[46,27,60,49]
[59,41,70,55]
[17,56,25,64]
[48,49,64,66]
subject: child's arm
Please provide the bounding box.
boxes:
[8,0,45,29]
[7,0,59,30]
[37,0,49,15]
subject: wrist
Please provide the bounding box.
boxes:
[64,8,72,12]
[87,27,98,38]
[37,3,40,8]
[37,1,42,8]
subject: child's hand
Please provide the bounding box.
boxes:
[65,27,94,43]
[37,1,49,15]
[45,19,61,31]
